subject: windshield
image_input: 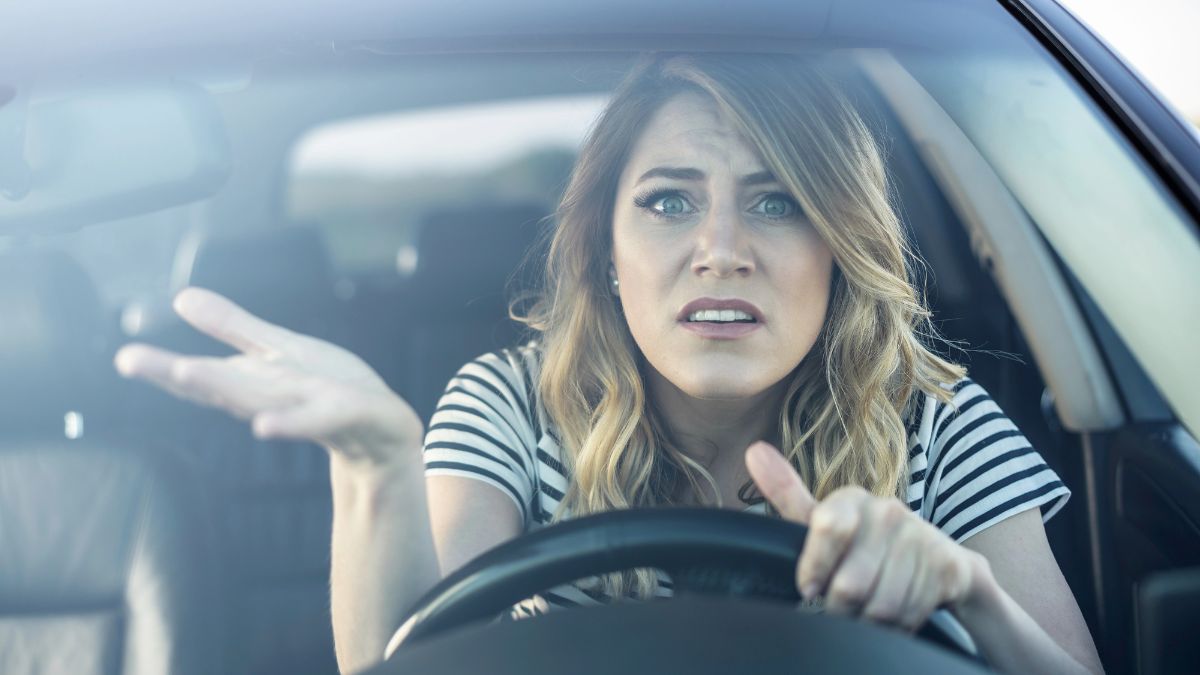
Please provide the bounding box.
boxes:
[28,40,1195,429]
[2,2,1196,674]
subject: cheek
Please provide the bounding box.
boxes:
[611,220,678,326]
[776,241,835,332]
[616,260,671,341]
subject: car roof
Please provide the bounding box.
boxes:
[3,0,1002,68]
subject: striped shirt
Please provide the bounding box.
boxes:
[423,341,1070,614]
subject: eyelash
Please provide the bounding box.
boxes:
[632,188,685,214]
[632,188,802,221]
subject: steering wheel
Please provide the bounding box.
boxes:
[380,508,984,672]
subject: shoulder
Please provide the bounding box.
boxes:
[903,378,977,446]
[905,377,1010,452]
[423,341,549,523]
[906,377,1071,542]
[926,377,1024,461]
[439,341,543,429]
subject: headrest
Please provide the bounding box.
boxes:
[177,226,338,332]
[0,248,114,429]
[410,202,549,315]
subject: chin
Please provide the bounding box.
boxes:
[673,372,773,401]
[641,343,793,401]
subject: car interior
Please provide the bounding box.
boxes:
[1,4,1198,674]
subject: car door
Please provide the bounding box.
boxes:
[913,2,1200,673]
[849,1,1200,671]
[1012,2,1200,673]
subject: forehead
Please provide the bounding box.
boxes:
[622,92,764,177]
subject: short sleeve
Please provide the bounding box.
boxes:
[423,350,540,524]
[922,378,1071,543]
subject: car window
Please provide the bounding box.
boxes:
[286,94,607,276]
[884,44,1200,435]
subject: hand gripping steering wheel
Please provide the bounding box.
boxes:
[383,508,982,669]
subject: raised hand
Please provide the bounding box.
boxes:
[114,287,422,469]
[744,440,987,631]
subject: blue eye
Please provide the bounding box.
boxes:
[658,195,687,214]
[633,189,694,218]
[753,194,799,219]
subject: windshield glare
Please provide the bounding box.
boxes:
[2,3,1195,673]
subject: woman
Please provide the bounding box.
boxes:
[115,54,1103,674]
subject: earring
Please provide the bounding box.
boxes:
[608,268,620,296]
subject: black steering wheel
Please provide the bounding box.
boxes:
[376,509,988,674]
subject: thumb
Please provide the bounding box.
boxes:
[745,441,816,523]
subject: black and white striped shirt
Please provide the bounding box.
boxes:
[423,341,1070,612]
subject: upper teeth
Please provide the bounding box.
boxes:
[687,309,756,323]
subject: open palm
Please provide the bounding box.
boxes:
[115,287,422,466]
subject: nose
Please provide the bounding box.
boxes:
[690,202,755,279]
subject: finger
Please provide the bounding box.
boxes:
[115,343,222,405]
[117,343,307,418]
[860,532,919,626]
[172,287,297,356]
[823,507,892,616]
[896,548,945,632]
[116,342,180,381]
[745,441,815,523]
[175,358,310,419]
[904,545,975,632]
[796,489,867,599]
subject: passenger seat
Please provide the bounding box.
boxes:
[0,248,220,675]
[127,226,343,675]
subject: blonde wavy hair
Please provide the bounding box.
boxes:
[511,53,965,599]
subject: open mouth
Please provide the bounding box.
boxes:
[683,309,758,325]
[675,298,766,326]
[678,315,762,339]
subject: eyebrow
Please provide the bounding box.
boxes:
[635,166,779,187]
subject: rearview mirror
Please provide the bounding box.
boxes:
[0,79,231,234]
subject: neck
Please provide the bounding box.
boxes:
[645,366,787,476]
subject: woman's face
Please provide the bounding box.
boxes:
[611,91,835,402]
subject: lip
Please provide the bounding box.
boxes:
[676,296,765,341]
[678,321,762,340]
[676,297,766,324]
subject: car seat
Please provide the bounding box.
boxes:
[129,226,343,675]
[395,202,549,424]
[0,248,220,675]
